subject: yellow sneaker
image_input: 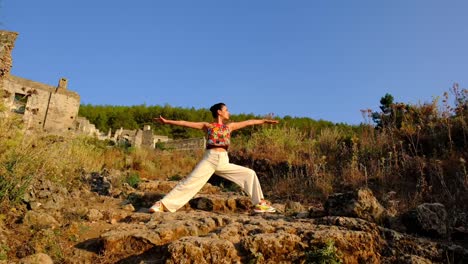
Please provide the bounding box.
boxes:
[149,201,164,213]
[254,200,276,213]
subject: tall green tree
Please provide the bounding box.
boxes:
[372,93,406,129]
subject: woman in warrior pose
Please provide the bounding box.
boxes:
[149,102,278,213]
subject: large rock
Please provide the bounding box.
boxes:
[100,226,160,259]
[310,217,383,264]
[378,227,443,262]
[402,203,448,238]
[100,212,232,258]
[87,171,112,196]
[18,253,53,264]
[241,233,304,263]
[24,179,69,212]
[166,237,240,264]
[189,195,251,212]
[23,211,60,230]
[324,188,386,223]
[96,209,468,264]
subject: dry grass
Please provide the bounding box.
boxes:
[231,88,467,211]
[0,110,203,211]
[123,147,203,180]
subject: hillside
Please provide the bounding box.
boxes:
[1,88,467,263]
[2,169,467,263]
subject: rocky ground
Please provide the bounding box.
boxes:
[1,171,467,264]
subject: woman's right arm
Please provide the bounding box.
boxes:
[153,115,208,130]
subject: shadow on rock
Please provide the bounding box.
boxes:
[126,192,165,209]
[75,238,104,254]
[115,246,168,264]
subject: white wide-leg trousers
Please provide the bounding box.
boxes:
[161,149,264,212]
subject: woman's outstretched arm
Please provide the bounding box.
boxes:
[154,116,208,130]
[229,119,279,131]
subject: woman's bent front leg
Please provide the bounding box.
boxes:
[215,163,264,205]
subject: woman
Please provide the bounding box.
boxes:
[149,102,278,213]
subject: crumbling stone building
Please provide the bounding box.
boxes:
[3,75,80,133]
[0,30,201,150]
[0,31,16,81]
[1,30,80,133]
[113,125,169,148]
[111,126,206,150]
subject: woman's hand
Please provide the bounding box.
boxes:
[153,115,168,124]
[263,119,279,124]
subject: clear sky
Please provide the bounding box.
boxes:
[2,1,467,124]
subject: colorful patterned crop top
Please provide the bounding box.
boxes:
[205,123,231,149]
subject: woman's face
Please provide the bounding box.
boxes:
[218,105,230,120]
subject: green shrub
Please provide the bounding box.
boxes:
[0,244,9,261]
[125,172,141,188]
[168,174,182,181]
[305,240,343,264]
[155,141,166,150]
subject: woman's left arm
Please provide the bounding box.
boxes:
[229,119,279,131]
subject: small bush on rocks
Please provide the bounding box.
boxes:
[305,240,343,264]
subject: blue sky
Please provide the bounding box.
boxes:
[2,1,467,124]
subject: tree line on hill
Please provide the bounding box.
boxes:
[78,103,356,139]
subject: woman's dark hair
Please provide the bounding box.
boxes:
[209,103,225,118]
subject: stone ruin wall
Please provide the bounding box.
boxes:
[1,30,80,133]
[0,30,17,117]
[2,75,80,132]
[40,78,80,132]
[0,31,17,81]
[164,137,206,150]
[113,126,171,149]
[113,126,204,150]
[0,30,203,150]
[141,125,155,147]
[75,117,106,138]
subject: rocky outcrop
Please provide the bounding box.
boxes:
[324,188,386,223]
[5,175,467,263]
[94,211,468,263]
[86,171,113,196]
[95,206,468,263]
[402,203,448,238]
[167,237,240,264]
